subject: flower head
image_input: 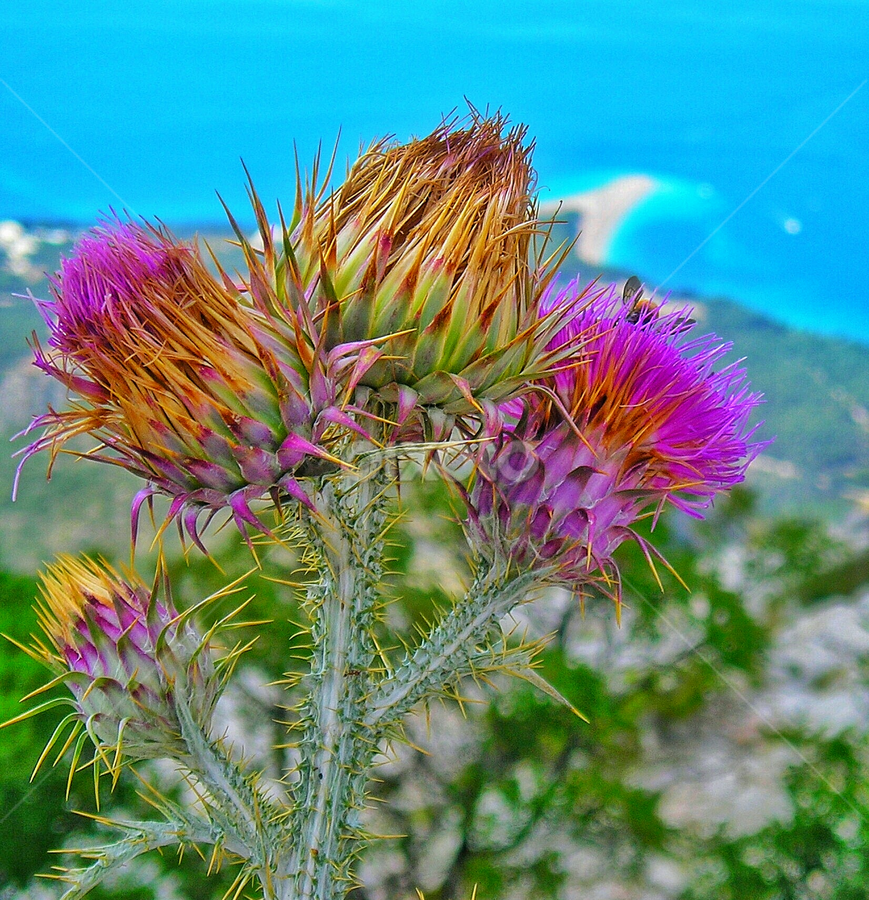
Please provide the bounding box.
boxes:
[22,219,376,547]
[280,112,566,439]
[29,556,224,765]
[464,281,766,595]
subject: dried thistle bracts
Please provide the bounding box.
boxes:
[244,112,574,439]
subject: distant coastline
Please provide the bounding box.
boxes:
[3,188,869,346]
[539,175,657,266]
[5,179,659,291]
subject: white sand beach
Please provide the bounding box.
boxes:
[539,174,657,265]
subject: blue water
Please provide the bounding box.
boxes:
[2,0,868,342]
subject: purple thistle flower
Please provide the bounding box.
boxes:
[464,281,767,598]
[20,219,381,548]
[39,221,186,355]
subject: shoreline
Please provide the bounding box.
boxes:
[539,174,657,266]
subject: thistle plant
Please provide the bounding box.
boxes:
[19,218,381,545]
[6,113,765,900]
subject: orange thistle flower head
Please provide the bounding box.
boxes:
[277,112,567,438]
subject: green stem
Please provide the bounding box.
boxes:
[275,473,543,899]
[175,693,282,898]
[365,564,542,729]
[284,466,389,900]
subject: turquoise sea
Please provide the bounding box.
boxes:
[1,0,867,342]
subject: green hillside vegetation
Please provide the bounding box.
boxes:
[704,298,869,510]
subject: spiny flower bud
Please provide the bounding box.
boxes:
[20,220,377,546]
[30,556,223,763]
[464,282,766,597]
[285,112,566,439]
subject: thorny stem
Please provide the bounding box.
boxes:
[283,464,390,900]
[278,471,545,899]
[175,694,282,898]
[365,562,543,729]
[56,819,219,900]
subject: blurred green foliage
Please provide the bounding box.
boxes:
[0,569,82,887]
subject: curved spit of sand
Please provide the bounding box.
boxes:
[539,174,657,265]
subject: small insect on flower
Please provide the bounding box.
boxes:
[1,556,247,787]
[622,275,658,325]
[622,274,695,332]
